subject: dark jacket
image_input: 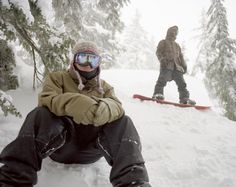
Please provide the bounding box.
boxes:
[156,26,187,73]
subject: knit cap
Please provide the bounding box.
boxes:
[72,41,99,55]
[70,41,104,94]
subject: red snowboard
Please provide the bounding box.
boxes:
[133,94,211,110]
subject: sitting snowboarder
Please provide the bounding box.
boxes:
[0,41,151,187]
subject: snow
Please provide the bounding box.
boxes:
[36,0,54,24]
[1,69,236,187]
[0,90,13,103]
[2,0,34,23]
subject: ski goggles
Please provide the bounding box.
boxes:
[74,52,101,68]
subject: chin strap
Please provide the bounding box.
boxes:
[96,66,104,94]
[70,63,85,90]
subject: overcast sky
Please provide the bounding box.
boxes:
[121,0,236,68]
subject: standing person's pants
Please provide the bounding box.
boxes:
[153,69,189,99]
[0,107,150,187]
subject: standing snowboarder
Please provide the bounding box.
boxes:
[152,26,196,105]
[0,41,151,187]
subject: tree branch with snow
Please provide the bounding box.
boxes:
[0,90,22,118]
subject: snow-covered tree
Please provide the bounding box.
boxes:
[197,0,236,121]
[52,0,130,68]
[0,0,71,86]
[192,9,214,76]
[0,90,22,118]
[116,10,157,69]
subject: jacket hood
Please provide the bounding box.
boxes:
[166,26,178,41]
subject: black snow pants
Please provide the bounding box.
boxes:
[0,107,150,187]
[153,68,189,100]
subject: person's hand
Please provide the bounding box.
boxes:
[78,104,96,125]
[93,101,110,126]
[76,101,110,126]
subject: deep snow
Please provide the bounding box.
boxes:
[1,69,236,187]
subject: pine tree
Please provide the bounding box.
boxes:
[0,0,72,88]
[192,9,213,76]
[116,10,157,69]
[199,0,236,121]
[52,0,130,69]
[0,0,71,117]
[1,0,130,76]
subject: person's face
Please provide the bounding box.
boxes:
[170,29,178,36]
[74,63,95,72]
[167,29,178,40]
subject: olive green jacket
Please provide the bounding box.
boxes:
[38,70,124,126]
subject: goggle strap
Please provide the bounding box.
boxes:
[73,54,77,64]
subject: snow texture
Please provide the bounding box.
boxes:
[1,69,236,187]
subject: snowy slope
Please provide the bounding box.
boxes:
[1,70,236,187]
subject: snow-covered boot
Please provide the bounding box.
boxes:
[152,93,164,100]
[179,98,196,105]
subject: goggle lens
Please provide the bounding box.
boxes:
[75,53,101,68]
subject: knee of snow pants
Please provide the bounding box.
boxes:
[154,69,173,95]
[49,123,103,164]
[173,71,189,99]
[0,107,67,186]
[97,115,150,187]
